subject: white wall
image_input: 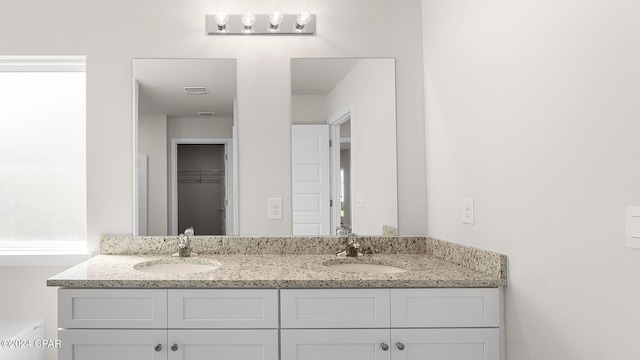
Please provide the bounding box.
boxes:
[292,95,327,125]
[167,116,233,139]
[0,3,426,358]
[327,59,398,234]
[138,113,168,235]
[0,0,427,242]
[423,0,640,359]
[0,266,68,360]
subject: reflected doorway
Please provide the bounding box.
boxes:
[338,120,352,231]
[329,105,353,234]
[171,138,233,236]
[177,144,225,235]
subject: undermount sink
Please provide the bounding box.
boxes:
[323,260,407,274]
[134,258,222,274]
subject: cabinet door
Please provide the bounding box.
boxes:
[58,329,166,360]
[391,328,499,360]
[281,289,390,328]
[281,329,391,360]
[391,288,499,328]
[59,289,168,329]
[168,330,278,360]
[168,289,278,328]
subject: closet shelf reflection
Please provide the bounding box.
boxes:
[177,169,224,184]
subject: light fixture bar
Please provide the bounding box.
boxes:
[206,13,315,35]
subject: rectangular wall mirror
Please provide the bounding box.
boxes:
[133,58,238,236]
[291,58,398,236]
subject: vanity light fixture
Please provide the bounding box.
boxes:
[206,11,315,35]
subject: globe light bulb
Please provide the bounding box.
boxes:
[296,11,311,31]
[215,12,229,31]
[269,11,284,31]
[241,12,256,32]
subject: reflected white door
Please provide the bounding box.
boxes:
[291,125,330,235]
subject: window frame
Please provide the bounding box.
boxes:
[0,56,91,266]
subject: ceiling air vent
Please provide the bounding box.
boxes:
[183,86,208,95]
[198,111,216,116]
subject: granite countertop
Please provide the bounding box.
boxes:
[47,236,507,289]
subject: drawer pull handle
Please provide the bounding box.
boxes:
[154,344,162,352]
[396,342,406,351]
[171,344,179,351]
[381,343,389,351]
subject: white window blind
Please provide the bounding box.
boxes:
[0,56,87,255]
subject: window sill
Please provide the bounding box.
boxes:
[0,251,93,266]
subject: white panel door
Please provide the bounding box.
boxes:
[291,125,330,235]
[281,329,391,360]
[391,329,500,360]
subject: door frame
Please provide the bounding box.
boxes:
[327,103,354,234]
[170,138,234,236]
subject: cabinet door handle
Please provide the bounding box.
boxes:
[154,344,162,352]
[380,343,389,351]
[396,342,406,351]
[171,343,179,351]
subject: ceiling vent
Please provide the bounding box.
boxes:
[198,111,216,116]
[183,86,208,95]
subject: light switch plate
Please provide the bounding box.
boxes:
[625,206,640,249]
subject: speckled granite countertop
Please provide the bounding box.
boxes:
[47,236,507,288]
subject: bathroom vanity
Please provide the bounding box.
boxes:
[48,236,507,360]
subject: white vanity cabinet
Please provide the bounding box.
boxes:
[280,288,502,360]
[58,287,502,360]
[57,289,279,360]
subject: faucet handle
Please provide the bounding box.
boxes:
[184,227,194,236]
[348,232,359,245]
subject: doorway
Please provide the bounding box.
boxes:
[329,104,354,234]
[171,138,233,236]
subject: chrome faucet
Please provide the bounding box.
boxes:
[173,227,197,257]
[336,230,361,257]
[346,232,360,257]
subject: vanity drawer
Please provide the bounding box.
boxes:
[58,289,168,329]
[168,289,278,328]
[390,288,500,328]
[280,289,390,328]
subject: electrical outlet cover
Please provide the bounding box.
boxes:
[268,198,283,220]
[462,198,474,225]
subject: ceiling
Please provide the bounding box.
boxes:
[291,59,361,95]
[134,59,236,118]
[134,58,360,117]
